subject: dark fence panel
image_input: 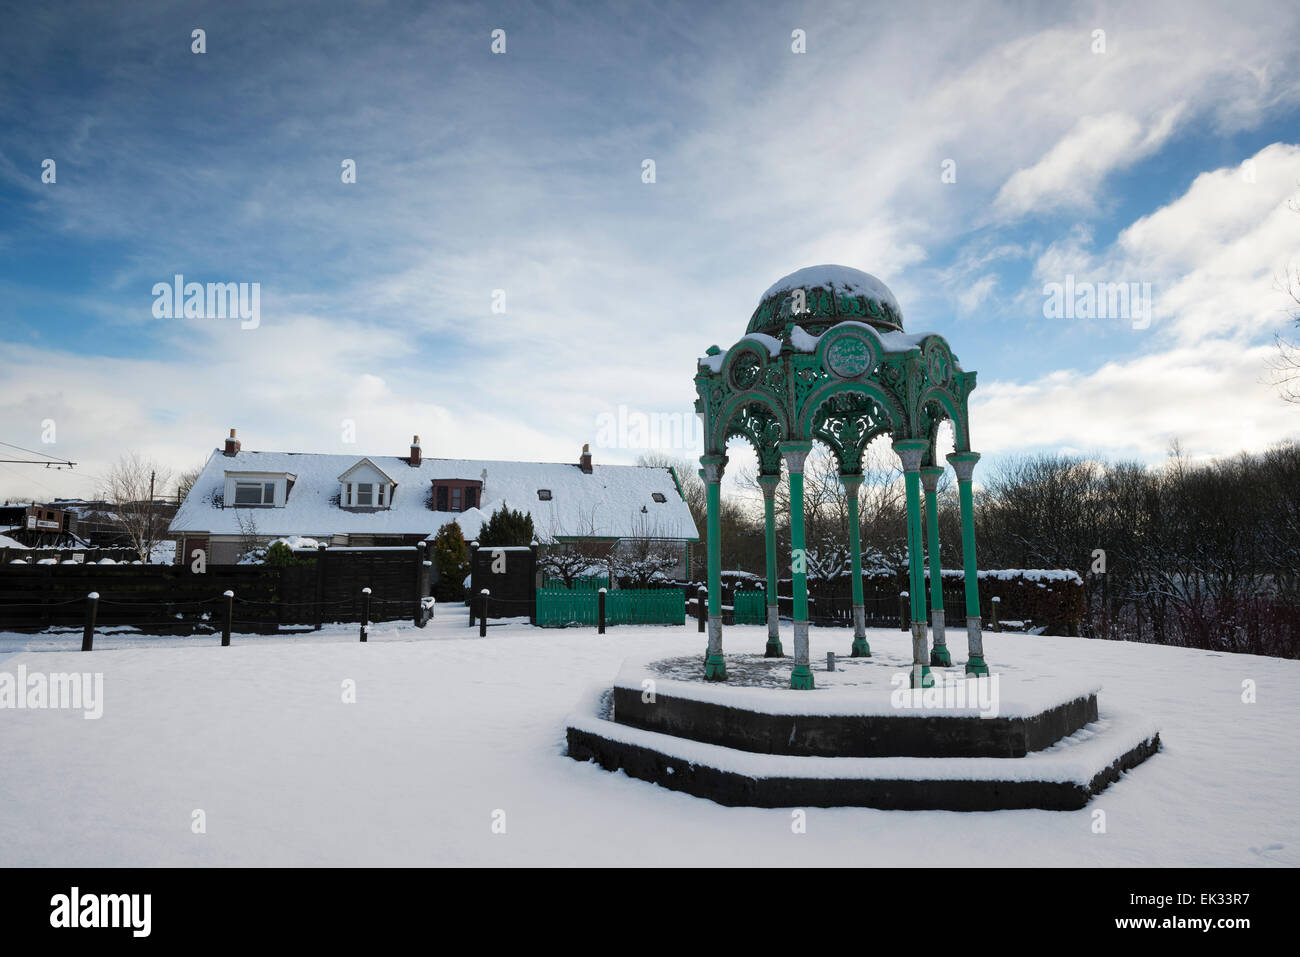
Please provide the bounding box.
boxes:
[470,546,537,621]
[0,546,432,633]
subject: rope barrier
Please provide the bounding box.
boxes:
[96,597,219,607]
[0,598,88,608]
[232,596,352,606]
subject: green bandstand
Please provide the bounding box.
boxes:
[693,265,989,689]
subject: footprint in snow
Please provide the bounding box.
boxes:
[1249,843,1284,857]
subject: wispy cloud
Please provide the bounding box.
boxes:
[1,0,1299,497]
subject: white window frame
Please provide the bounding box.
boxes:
[234,480,276,506]
[224,471,292,508]
[341,481,391,509]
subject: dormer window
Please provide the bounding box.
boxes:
[432,479,482,513]
[338,458,397,511]
[537,489,552,501]
[224,471,293,508]
[235,481,276,505]
[651,492,667,503]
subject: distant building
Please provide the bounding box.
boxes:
[44,498,178,548]
[0,503,71,547]
[168,430,699,568]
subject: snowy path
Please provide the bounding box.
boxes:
[0,615,1294,866]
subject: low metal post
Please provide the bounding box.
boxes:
[413,542,426,627]
[222,590,233,646]
[360,587,371,642]
[598,587,607,634]
[82,591,98,651]
[315,542,327,631]
[479,589,489,637]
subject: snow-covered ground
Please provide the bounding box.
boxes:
[0,614,1294,866]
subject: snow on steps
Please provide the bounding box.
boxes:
[565,684,1161,811]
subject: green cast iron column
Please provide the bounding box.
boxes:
[759,473,783,657]
[947,451,989,676]
[895,439,934,688]
[782,441,814,689]
[841,473,870,657]
[920,466,950,666]
[701,454,728,680]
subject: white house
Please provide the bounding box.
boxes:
[169,430,699,568]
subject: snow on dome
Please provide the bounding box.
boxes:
[747,264,904,338]
[760,265,901,313]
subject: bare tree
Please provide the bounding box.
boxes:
[609,515,685,587]
[175,462,206,503]
[100,452,174,562]
[234,510,263,564]
[1268,194,1300,402]
[537,509,615,586]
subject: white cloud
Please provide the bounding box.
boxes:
[958,275,1000,314]
[1031,142,1300,345]
[980,142,1300,459]
[973,340,1294,460]
[994,109,1182,219]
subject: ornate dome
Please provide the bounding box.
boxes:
[746,265,903,338]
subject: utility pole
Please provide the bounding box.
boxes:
[147,469,155,560]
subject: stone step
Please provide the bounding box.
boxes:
[566,685,1161,811]
[612,684,1098,758]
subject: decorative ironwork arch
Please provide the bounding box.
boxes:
[917,386,968,452]
[807,385,895,475]
[721,401,785,474]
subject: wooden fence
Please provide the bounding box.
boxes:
[0,545,433,633]
[2,546,140,565]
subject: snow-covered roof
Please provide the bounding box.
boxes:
[337,457,394,483]
[170,449,698,542]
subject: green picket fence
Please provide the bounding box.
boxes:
[733,589,767,625]
[535,587,684,628]
[540,575,610,591]
[605,588,685,626]
[535,588,598,627]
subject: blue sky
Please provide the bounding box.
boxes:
[1,0,1299,500]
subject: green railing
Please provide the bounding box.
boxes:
[535,587,684,628]
[733,589,767,625]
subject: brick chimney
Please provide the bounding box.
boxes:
[223,428,241,456]
[409,434,422,467]
[579,443,592,474]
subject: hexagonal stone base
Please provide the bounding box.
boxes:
[564,671,1161,811]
